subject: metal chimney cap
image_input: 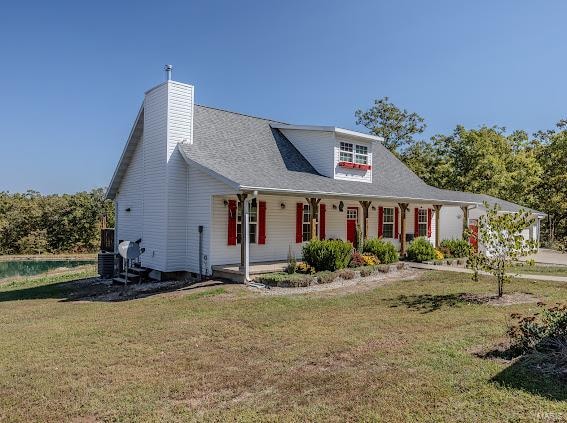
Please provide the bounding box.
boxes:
[164,64,173,80]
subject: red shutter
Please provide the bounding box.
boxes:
[414,208,419,237]
[378,206,384,238]
[258,201,266,244]
[296,203,303,243]
[319,203,326,240]
[227,200,237,245]
[395,207,399,239]
[427,208,432,238]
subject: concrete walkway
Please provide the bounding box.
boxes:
[408,262,567,283]
[521,248,567,266]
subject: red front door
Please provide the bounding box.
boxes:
[469,219,478,252]
[346,208,358,244]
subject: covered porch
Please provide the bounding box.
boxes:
[209,191,473,282]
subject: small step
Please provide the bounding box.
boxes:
[128,267,149,275]
[119,272,140,282]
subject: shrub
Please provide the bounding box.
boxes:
[302,239,352,272]
[508,303,567,350]
[363,238,399,264]
[359,266,376,277]
[434,249,444,260]
[349,250,366,268]
[256,272,315,288]
[406,237,436,262]
[440,239,471,258]
[296,262,315,274]
[316,270,338,284]
[337,268,355,280]
[285,245,297,274]
[362,252,379,266]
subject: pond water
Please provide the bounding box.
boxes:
[0,259,96,280]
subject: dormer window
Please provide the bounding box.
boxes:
[355,145,368,165]
[339,142,354,162]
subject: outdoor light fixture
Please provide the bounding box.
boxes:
[223,199,228,207]
[338,201,344,212]
[332,204,337,210]
[125,208,131,212]
[280,203,286,209]
[371,206,376,211]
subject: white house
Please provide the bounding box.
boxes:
[106,71,544,281]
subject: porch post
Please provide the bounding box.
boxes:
[398,203,409,256]
[306,198,321,240]
[433,205,442,248]
[237,193,248,269]
[359,201,371,240]
[460,205,469,240]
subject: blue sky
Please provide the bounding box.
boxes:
[1,0,566,194]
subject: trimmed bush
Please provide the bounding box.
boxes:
[440,239,471,258]
[349,250,366,268]
[256,272,314,288]
[362,253,379,266]
[363,238,399,264]
[302,239,352,272]
[315,270,338,284]
[296,262,315,274]
[337,268,355,280]
[359,266,376,277]
[407,237,436,262]
[434,249,444,260]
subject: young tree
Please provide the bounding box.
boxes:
[355,97,426,154]
[467,203,538,297]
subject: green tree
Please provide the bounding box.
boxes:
[467,203,538,297]
[355,97,426,154]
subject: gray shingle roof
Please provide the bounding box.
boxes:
[180,105,470,204]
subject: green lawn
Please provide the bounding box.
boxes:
[0,267,566,422]
[510,264,567,277]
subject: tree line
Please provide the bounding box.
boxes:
[0,188,114,255]
[356,98,567,247]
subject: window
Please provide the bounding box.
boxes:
[302,204,318,241]
[418,209,428,237]
[355,145,368,164]
[339,142,353,162]
[382,207,394,238]
[237,199,257,244]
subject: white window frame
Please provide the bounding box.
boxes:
[302,204,318,242]
[418,209,428,237]
[237,199,257,244]
[339,142,353,163]
[382,207,394,239]
[355,144,368,164]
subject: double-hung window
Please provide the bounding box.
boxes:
[237,199,257,244]
[302,204,318,241]
[339,142,353,163]
[355,145,368,164]
[382,207,394,238]
[418,209,428,237]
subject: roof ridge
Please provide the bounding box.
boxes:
[195,103,289,125]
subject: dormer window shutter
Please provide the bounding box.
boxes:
[378,206,384,238]
[296,203,303,243]
[395,207,399,239]
[319,204,326,240]
[227,200,237,245]
[258,201,266,244]
[427,208,433,238]
[414,208,419,237]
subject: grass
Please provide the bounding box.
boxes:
[0,268,566,421]
[510,264,567,277]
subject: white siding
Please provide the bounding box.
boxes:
[279,129,335,177]
[187,166,236,274]
[333,135,373,183]
[166,82,194,271]
[115,136,143,244]
[211,196,437,264]
[141,83,169,270]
